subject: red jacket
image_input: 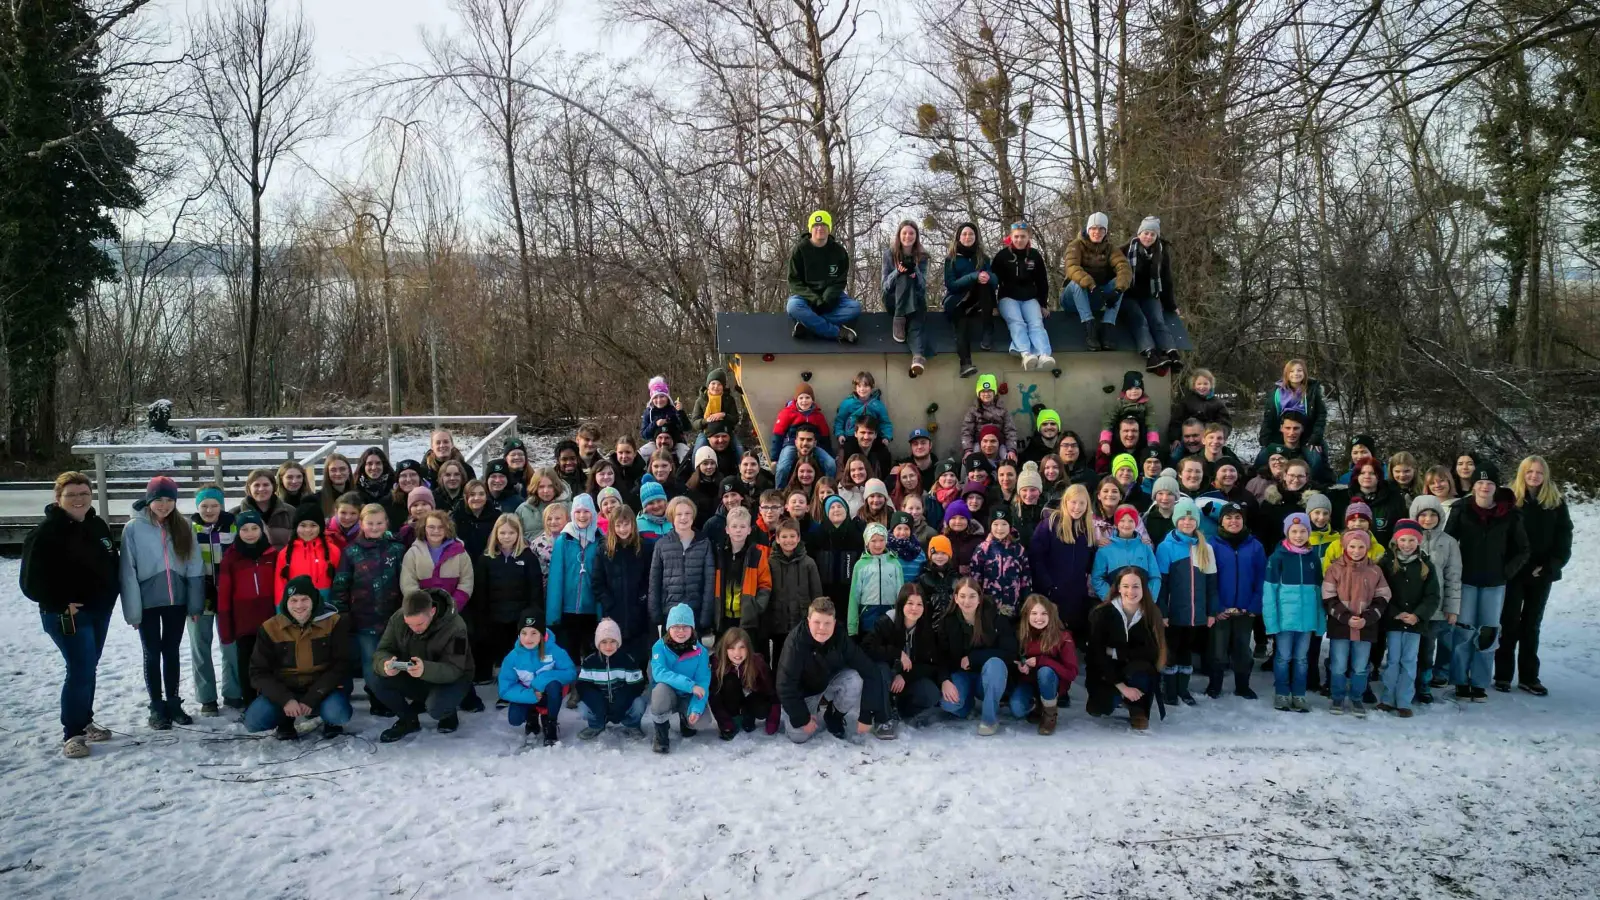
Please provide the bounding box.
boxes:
[217,545,281,644]
[274,536,342,607]
[1022,633,1080,688]
[772,401,831,446]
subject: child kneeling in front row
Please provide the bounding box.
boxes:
[576,617,647,739]
[498,613,576,746]
[648,603,712,754]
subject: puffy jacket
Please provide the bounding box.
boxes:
[834,390,894,443]
[1029,516,1097,626]
[401,539,474,612]
[1322,556,1390,642]
[763,542,824,638]
[1516,498,1573,582]
[713,539,772,630]
[497,636,577,706]
[592,541,655,643]
[1381,553,1441,634]
[1415,514,1463,620]
[960,398,1018,457]
[650,637,712,718]
[1320,533,1386,572]
[1166,389,1231,448]
[648,531,716,629]
[250,596,351,709]
[374,590,472,684]
[1154,531,1219,626]
[1090,533,1162,601]
[990,244,1050,303]
[234,496,293,548]
[688,373,742,436]
[118,513,206,625]
[969,536,1031,618]
[916,560,960,621]
[640,400,690,444]
[776,620,880,727]
[862,611,941,684]
[1262,543,1323,635]
[20,504,118,616]
[808,519,863,605]
[546,523,601,626]
[480,548,544,625]
[1063,231,1132,292]
[847,552,905,635]
[1445,498,1530,588]
[275,536,341,607]
[772,400,832,449]
[936,598,1019,683]
[1213,530,1266,615]
[329,535,405,630]
[217,543,282,643]
[576,648,646,721]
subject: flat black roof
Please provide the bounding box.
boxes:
[718,311,1194,355]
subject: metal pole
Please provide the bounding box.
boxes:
[95,452,108,519]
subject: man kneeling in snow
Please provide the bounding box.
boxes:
[246,575,353,740]
[777,598,888,742]
[372,589,474,743]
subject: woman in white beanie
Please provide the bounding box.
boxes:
[1124,216,1182,375]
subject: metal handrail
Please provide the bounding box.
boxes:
[70,441,336,518]
[464,417,520,471]
[298,439,341,469]
[169,415,515,427]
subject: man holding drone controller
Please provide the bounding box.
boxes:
[370,588,475,743]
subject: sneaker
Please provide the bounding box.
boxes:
[321,724,344,739]
[147,709,172,730]
[166,701,194,726]
[1429,674,1449,688]
[836,325,858,345]
[1235,686,1259,700]
[1454,685,1471,701]
[909,357,925,378]
[976,721,998,736]
[274,721,300,741]
[63,735,91,759]
[1470,687,1487,702]
[1143,350,1164,374]
[495,699,508,710]
[577,726,603,741]
[1397,708,1414,718]
[1020,352,1037,371]
[1329,700,1345,715]
[791,321,809,340]
[1351,701,1368,718]
[1493,681,1511,693]
[1037,354,1056,369]
[872,721,898,741]
[1520,682,1549,697]
[959,363,978,378]
[83,722,112,743]
[1165,349,1184,374]
[1376,703,1395,713]
[381,717,420,743]
[200,702,220,717]
[436,713,459,734]
[1274,695,1291,711]
[892,316,907,343]
[1291,697,1312,713]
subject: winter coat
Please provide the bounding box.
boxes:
[961,398,1018,456]
[515,482,573,543]
[936,599,1019,683]
[1262,543,1324,635]
[400,539,474,613]
[118,514,205,625]
[710,654,778,731]
[1029,516,1098,627]
[274,536,342,609]
[250,598,350,709]
[576,649,647,721]
[1517,499,1573,582]
[990,244,1050,304]
[809,518,864,606]
[217,543,282,644]
[592,541,656,643]
[235,496,294,547]
[481,548,545,625]
[1254,484,1311,548]
[1320,534,1386,572]
[1213,530,1266,615]
[374,589,472,685]
[786,233,851,308]
[863,611,942,684]
[881,247,929,317]
[640,401,690,445]
[776,620,880,727]
[1257,379,1329,450]
[329,535,405,630]
[689,379,742,437]
[192,512,236,612]
[713,539,773,630]
[1417,523,1463,620]
[1445,499,1530,588]
[1123,235,1175,311]
[1340,481,1408,546]
[772,400,832,449]
[947,523,987,575]
[650,637,712,717]
[1086,600,1162,705]
[1154,531,1220,627]
[942,250,994,316]
[969,536,1032,618]
[1090,533,1162,601]
[1063,231,1132,292]
[20,505,118,617]
[1021,633,1080,689]
[1322,556,1390,642]
[648,531,716,629]
[847,552,905,635]
[834,390,895,443]
[450,501,501,559]
[546,523,601,626]
[761,542,823,639]
[497,636,577,706]
[917,560,960,621]
[1381,553,1441,634]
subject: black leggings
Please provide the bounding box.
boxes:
[560,614,599,669]
[139,606,188,705]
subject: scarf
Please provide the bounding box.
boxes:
[1279,539,1311,555]
[887,535,922,562]
[235,531,272,560]
[1125,237,1162,297]
[358,471,392,499]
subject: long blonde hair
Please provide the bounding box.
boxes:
[486,513,526,558]
[1281,358,1308,388]
[1512,456,1563,509]
[1051,483,1093,544]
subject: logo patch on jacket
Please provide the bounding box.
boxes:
[828,265,839,275]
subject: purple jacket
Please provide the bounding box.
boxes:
[1029,515,1098,628]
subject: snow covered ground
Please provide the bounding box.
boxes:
[4,513,1599,899]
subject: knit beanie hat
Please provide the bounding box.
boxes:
[889,511,914,531]
[823,494,849,518]
[195,485,226,507]
[648,376,671,400]
[864,523,889,544]
[396,459,428,481]
[133,476,180,511]
[594,617,623,647]
[407,486,435,508]
[666,603,696,630]
[928,535,953,557]
[795,383,815,402]
[979,424,1002,443]
[1172,497,1201,525]
[1138,216,1160,236]
[281,574,319,604]
[864,478,890,501]
[485,459,510,479]
[570,493,597,517]
[502,437,527,454]
[1344,500,1372,524]
[935,458,960,478]
[703,420,730,437]
[1392,519,1423,543]
[519,612,542,631]
[719,476,743,498]
[1349,433,1378,455]
[1343,529,1372,557]
[1017,462,1043,492]
[1112,453,1138,477]
[1304,492,1332,515]
[694,446,718,469]
[1471,461,1501,485]
[293,500,325,530]
[596,486,623,507]
[1113,505,1142,528]
[1087,211,1110,231]
[961,480,988,499]
[943,500,972,527]
[1122,370,1144,392]
[976,374,998,396]
[1036,409,1061,430]
[807,210,833,231]
[639,481,667,505]
[1153,473,1181,499]
[1282,512,1311,536]
[234,509,265,532]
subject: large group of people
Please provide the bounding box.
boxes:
[21,215,1574,760]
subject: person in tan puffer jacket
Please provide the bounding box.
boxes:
[1062,212,1133,351]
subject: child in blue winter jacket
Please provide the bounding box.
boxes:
[1263,512,1322,712]
[849,523,905,636]
[575,617,647,738]
[1154,497,1219,706]
[1209,501,1266,699]
[887,512,927,583]
[498,613,577,745]
[647,603,713,753]
[833,371,894,452]
[1090,505,1162,600]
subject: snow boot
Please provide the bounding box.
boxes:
[679,714,697,738]
[380,717,420,743]
[436,713,459,734]
[321,724,343,739]
[459,688,486,713]
[200,702,220,717]
[365,689,395,717]
[147,703,172,731]
[542,712,559,746]
[653,722,671,754]
[892,316,907,343]
[1161,673,1179,707]
[274,720,300,741]
[1083,321,1103,352]
[1204,670,1224,699]
[1038,701,1058,736]
[1235,674,1259,699]
[1176,673,1197,706]
[166,699,194,726]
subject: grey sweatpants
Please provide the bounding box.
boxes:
[782,669,863,743]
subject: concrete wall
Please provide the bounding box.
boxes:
[732,349,1173,459]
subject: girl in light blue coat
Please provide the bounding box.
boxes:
[1090,505,1162,599]
[1263,512,1323,712]
[546,493,602,670]
[118,477,205,729]
[498,613,577,745]
[646,603,713,753]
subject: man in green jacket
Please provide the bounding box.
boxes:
[786,210,860,343]
[371,589,474,742]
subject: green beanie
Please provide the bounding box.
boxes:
[976,374,998,397]
[1036,409,1061,430]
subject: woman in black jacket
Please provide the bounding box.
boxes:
[1497,456,1572,695]
[936,578,1018,734]
[22,472,120,758]
[592,508,657,664]
[863,584,943,724]
[1444,461,1530,702]
[1085,566,1167,730]
[477,513,544,695]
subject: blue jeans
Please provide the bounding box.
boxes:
[353,629,381,695]
[997,296,1052,357]
[1451,585,1505,688]
[786,294,862,340]
[243,690,352,731]
[939,656,1009,726]
[1065,281,1122,324]
[1126,295,1174,354]
[1328,638,1372,703]
[41,604,114,740]
[1273,630,1313,697]
[1381,630,1422,710]
[1007,667,1060,718]
[775,445,836,488]
[579,696,647,729]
